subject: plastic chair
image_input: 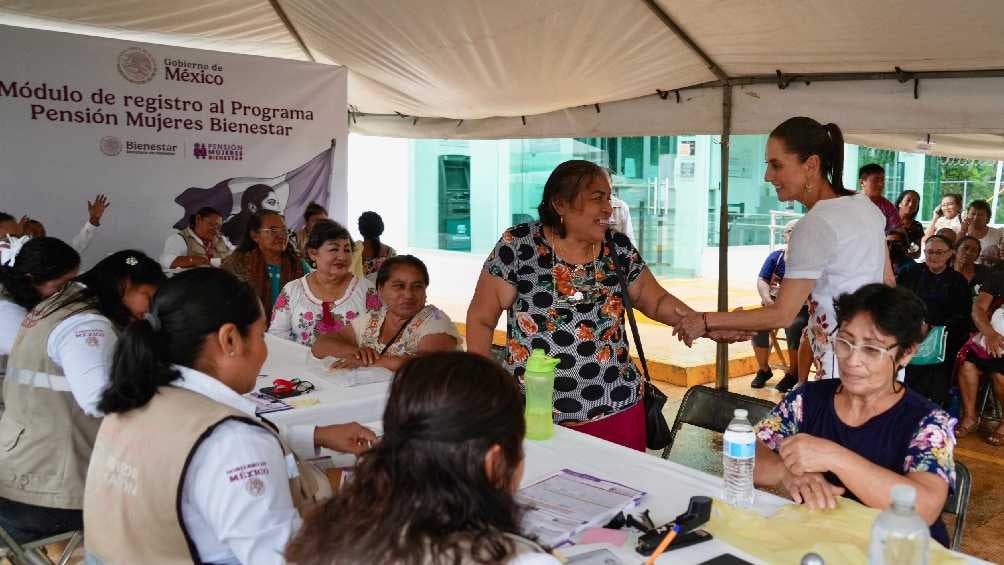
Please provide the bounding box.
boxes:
[942,461,972,551]
[660,385,777,460]
[0,526,83,565]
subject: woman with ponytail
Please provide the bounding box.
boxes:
[84,268,375,565]
[358,211,396,283]
[0,250,163,543]
[677,117,893,381]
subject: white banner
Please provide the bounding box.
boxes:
[0,24,347,265]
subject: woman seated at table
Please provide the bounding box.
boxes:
[222,211,306,324]
[286,351,560,565]
[311,255,460,371]
[753,283,956,547]
[270,220,380,346]
[0,251,163,543]
[84,268,375,564]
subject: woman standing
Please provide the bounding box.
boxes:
[84,268,374,564]
[358,211,397,283]
[894,190,923,258]
[896,235,972,406]
[677,117,892,381]
[467,160,741,450]
[222,211,306,322]
[313,255,460,371]
[286,352,560,565]
[0,251,163,542]
[270,220,380,347]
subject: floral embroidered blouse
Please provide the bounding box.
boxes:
[754,379,956,545]
[350,304,461,355]
[484,222,645,423]
[269,273,381,347]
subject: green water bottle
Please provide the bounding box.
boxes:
[524,349,560,440]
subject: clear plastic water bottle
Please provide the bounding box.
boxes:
[868,484,930,565]
[722,408,756,508]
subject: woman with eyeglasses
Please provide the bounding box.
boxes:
[222,211,307,323]
[753,284,956,548]
[895,235,971,406]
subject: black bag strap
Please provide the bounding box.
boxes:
[379,312,418,356]
[605,231,651,385]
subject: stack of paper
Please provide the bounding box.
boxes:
[517,469,646,548]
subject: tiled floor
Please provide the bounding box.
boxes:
[652,371,1004,563]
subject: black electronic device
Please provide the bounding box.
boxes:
[634,496,713,555]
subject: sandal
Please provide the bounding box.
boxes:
[987,425,1004,446]
[956,419,980,438]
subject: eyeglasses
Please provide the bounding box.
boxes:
[259,227,288,236]
[833,336,898,364]
[271,378,314,395]
[925,249,950,257]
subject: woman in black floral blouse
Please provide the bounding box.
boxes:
[466,160,744,450]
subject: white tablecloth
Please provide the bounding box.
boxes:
[256,335,988,564]
[258,334,390,431]
[524,427,990,565]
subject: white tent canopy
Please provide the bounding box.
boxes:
[3,0,1004,157]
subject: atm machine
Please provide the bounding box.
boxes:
[437,155,472,251]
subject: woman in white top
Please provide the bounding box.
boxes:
[269,220,380,347]
[959,199,1003,266]
[287,352,561,565]
[313,255,461,372]
[924,193,964,244]
[0,250,164,543]
[84,268,376,565]
[677,117,893,381]
[0,237,80,362]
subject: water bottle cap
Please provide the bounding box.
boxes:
[890,484,917,507]
[800,553,824,565]
[526,349,560,373]
[733,409,748,419]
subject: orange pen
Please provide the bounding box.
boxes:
[644,524,681,565]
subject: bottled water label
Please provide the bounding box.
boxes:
[723,434,755,459]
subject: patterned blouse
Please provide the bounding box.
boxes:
[268,273,381,347]
[755,380,957,494]
[361,243,397,283]
[351,304,461,355]
[484,222,645,423]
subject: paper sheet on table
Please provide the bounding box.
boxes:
[517,469,645,548]
[322,364,394,387]
[704,497,965,565]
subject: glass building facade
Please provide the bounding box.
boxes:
[397,135,997,279]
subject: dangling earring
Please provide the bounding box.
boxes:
[560,215,564,226]
[804,182,813,193]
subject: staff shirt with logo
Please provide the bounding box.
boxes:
[173,366,318,565]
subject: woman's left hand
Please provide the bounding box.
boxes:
[779,433,840,475]
[315,422,378,454]
[707,329,754,343]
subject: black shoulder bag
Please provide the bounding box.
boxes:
[606,231,672,450]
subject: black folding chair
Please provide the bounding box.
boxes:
[942,461,972,552]
[0,526,82,565]
[660,385,777,461]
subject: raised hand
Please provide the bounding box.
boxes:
[88,194,111,226]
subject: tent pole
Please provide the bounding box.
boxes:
[716,84,733,390]
[268,0,316,63]
[993,161,1003,224]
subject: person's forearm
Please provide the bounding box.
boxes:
[310,335,358,359]
[973,301,995,337]
[756,279,773,303]
[828,448,942,524]
[706,303,797,332]
[375,355,407,372]
[645,291,693,327]
[464,318,495,356]
[754,442,787,487]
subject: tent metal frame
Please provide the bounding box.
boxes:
[348,1,1004,390]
